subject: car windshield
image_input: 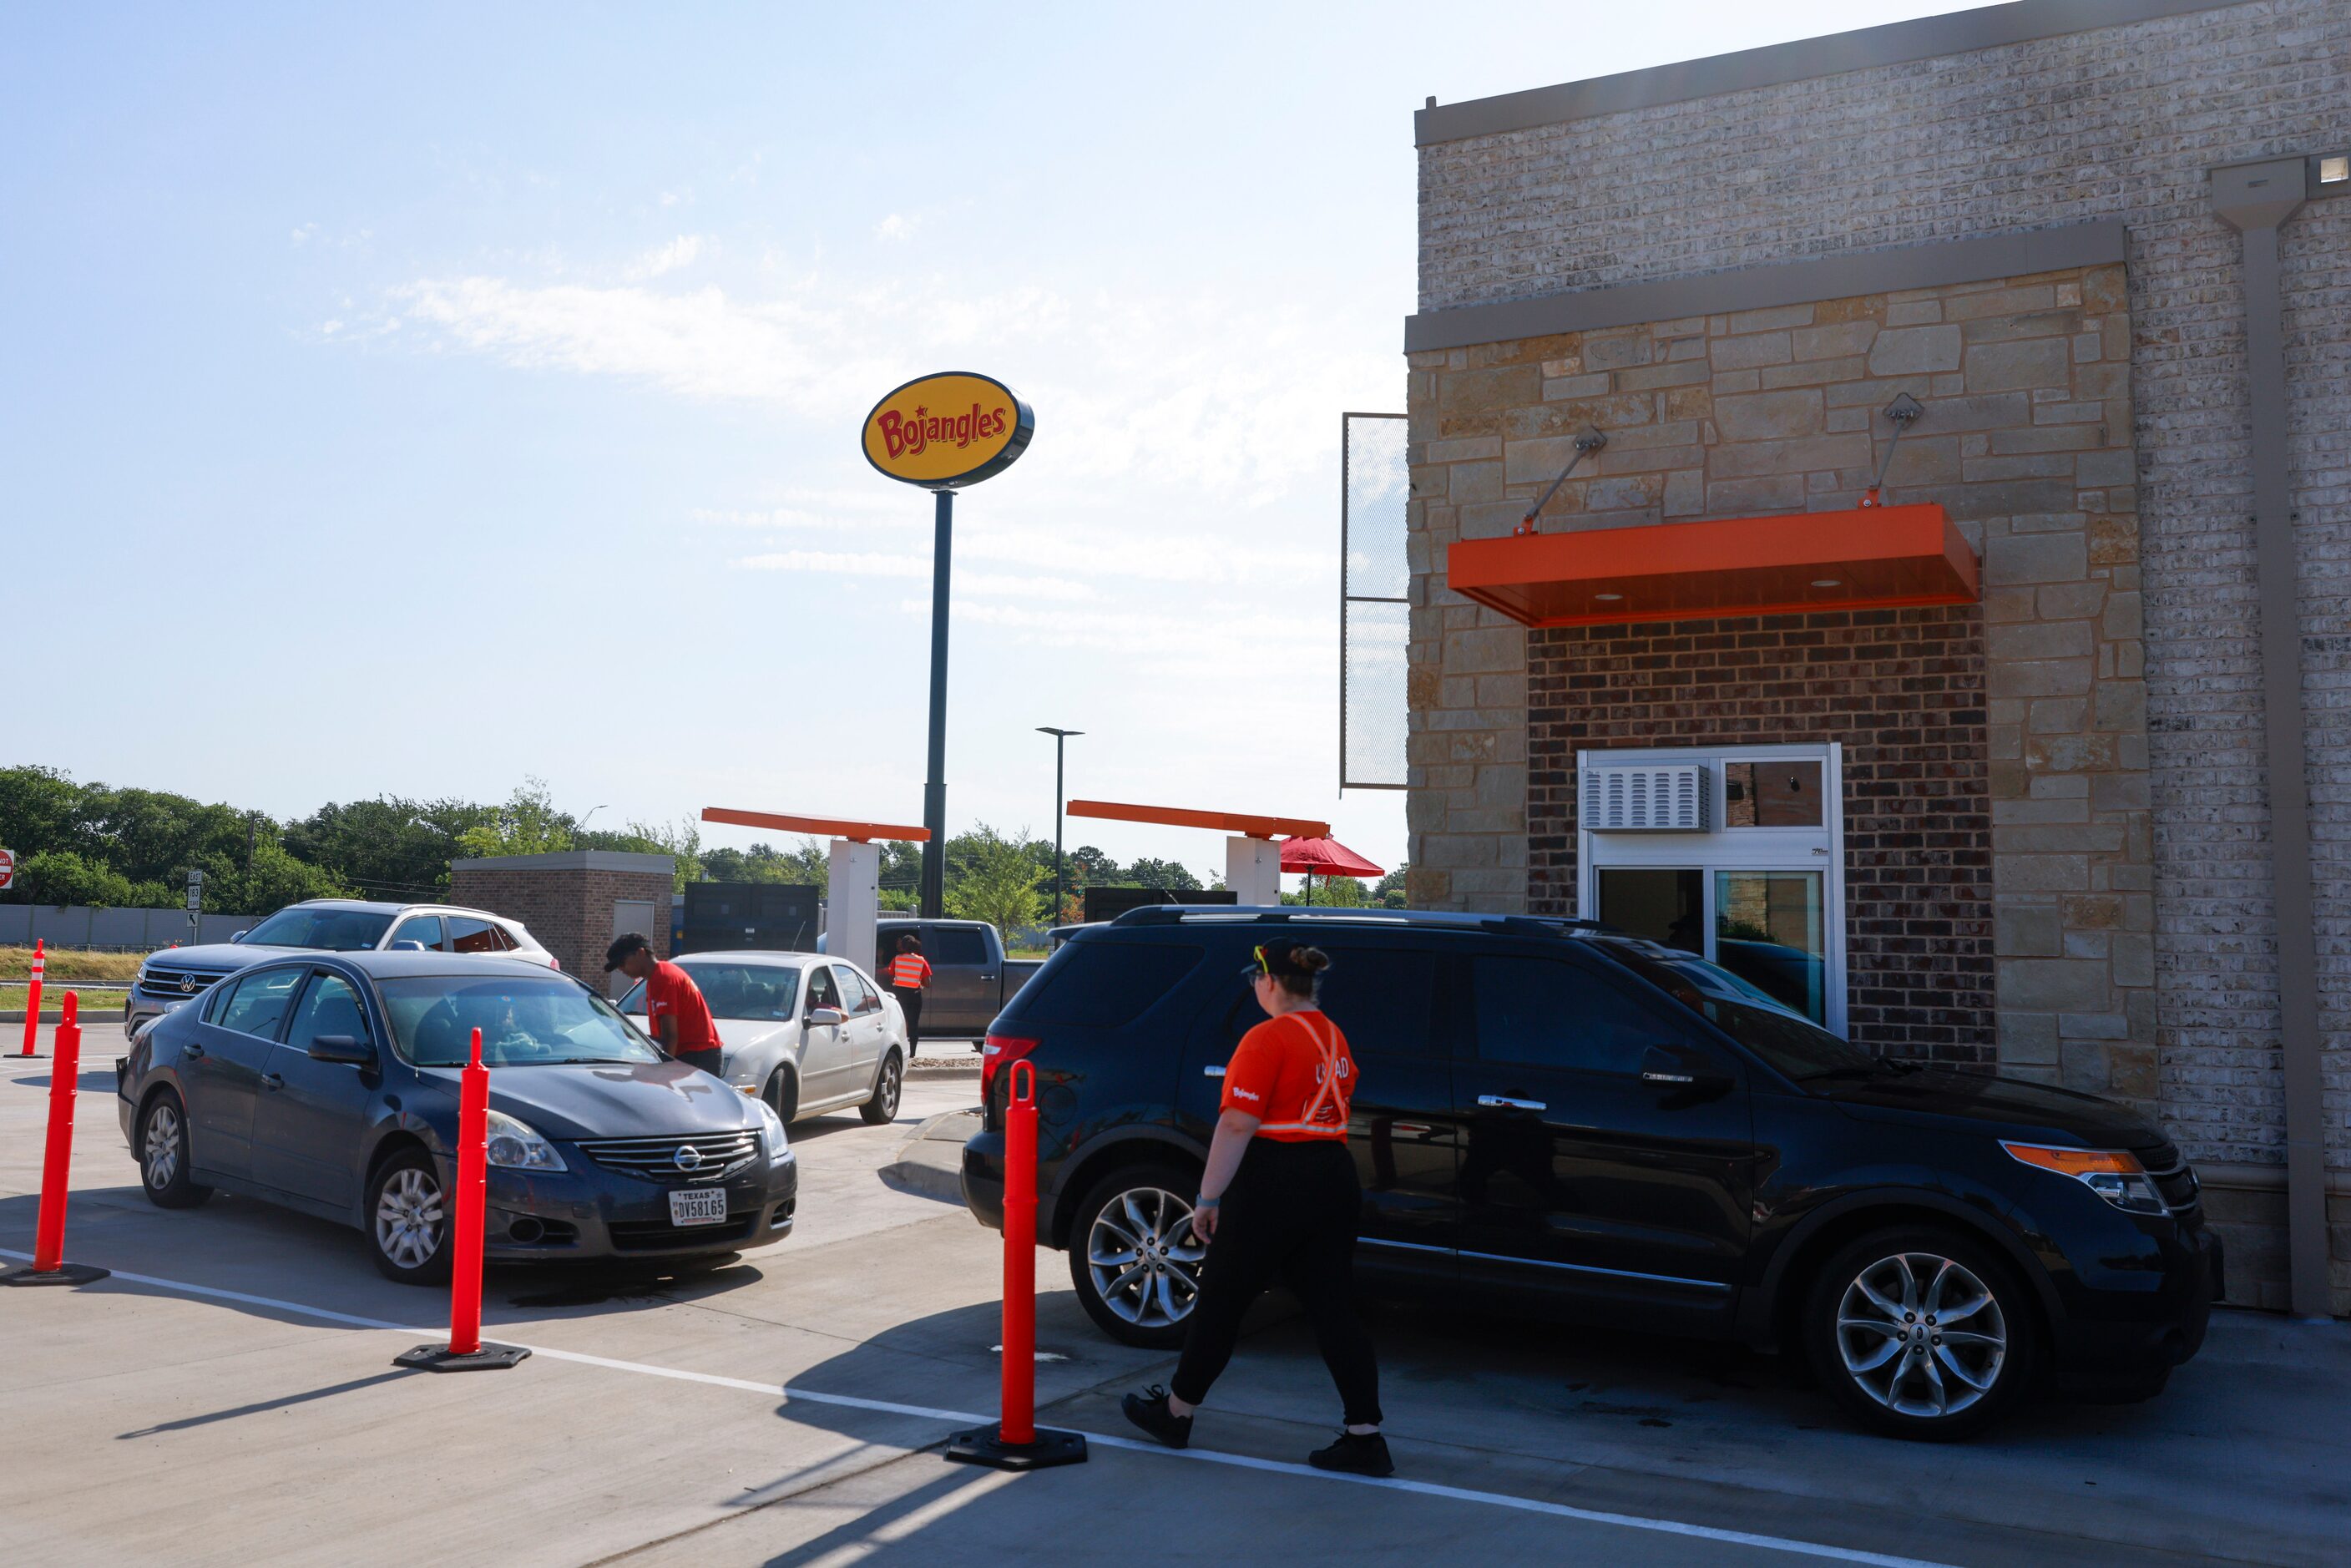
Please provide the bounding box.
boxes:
[379,976,660,1067]
[1590,938,1879,1082]
[241,908,396,951]
[624,961,800,1020]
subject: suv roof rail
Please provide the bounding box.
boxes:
[1106,904,1613,936]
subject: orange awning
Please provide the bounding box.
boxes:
[1446,503,1979,630]
[1068,800,1330,841]
[702,807,932,843]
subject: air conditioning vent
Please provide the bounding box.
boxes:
[1583,763,1709,832]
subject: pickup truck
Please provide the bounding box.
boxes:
[819,918,1043,1043]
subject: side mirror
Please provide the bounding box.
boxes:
[308,1034,376,1067]
[391,939,427,953]
[806,1006,847,1028]
[231,929,250,943]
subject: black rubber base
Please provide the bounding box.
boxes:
[393,1342,531,1373]
[943,1424,1088,1471]
[0,1262,111,1287]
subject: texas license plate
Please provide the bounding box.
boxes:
[668,1187,728,1227]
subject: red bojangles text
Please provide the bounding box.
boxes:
[877,401,1009,461]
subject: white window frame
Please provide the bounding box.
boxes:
[1576,742,1848,1037]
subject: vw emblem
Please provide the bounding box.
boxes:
[672,1146,703,1172]
[179,978,197,994]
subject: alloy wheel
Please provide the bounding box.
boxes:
[1835,1251,2008,1418]
[1085,1186,1206,1329]
[879,1056,902,1116]
[375,1166,445,1271]
[143,1103,181,1190]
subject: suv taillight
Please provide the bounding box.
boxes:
[981,1033,1038,1105]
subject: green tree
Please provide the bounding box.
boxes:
[1123,856,1201,891]
[17,850,169,908]
[582,817,705,891]
[943,824,1044,934]
[1373,863,1410,909]
[283,796,498,901]
[0,765,86,865]
[456,777,575,860]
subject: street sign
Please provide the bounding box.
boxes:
[185,868,205,912]
[0,847,13,890]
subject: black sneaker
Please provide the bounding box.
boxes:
[1121,1385,1193,1449]
[1308,1430,1394,1477]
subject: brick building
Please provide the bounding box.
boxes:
[1402,0,2348,1313]
[447,850,675,994]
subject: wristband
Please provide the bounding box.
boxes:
[1194,1196,1221,1209]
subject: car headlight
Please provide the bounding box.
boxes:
[484,1110,566,1172]
[2003,1141,2166,1216]
[755,1097,792,1165]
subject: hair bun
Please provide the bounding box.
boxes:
[1292,944,1331,974]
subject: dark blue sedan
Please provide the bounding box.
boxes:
[115,951,797,1282]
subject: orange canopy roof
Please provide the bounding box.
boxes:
[701,807,932,843]
[1067,799,1330,841]
[1447,503,1979,630]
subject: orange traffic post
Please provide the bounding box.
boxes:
[18,938,43,1057]
[947,1060,1086,1470]
[2,991,112,1287]
[396,1027,529,1372]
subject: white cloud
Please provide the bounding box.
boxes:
[875,213,919,242]
[377,266,1393,500]
[291,223,317,245]
[624,234,705,280]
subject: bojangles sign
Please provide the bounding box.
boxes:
[861,372,1035,488]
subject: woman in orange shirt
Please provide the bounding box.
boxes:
[1121,938,1391,1476]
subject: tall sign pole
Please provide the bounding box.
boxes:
[862,373,1035,920]
[922,489,954,918]
[1036,727,1081,923]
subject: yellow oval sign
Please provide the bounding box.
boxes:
[861,372,1035,489]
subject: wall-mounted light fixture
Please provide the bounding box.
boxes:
[2320,154,2349,186]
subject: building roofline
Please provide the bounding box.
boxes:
[1414,0,2254,146]
[451,850,676,875]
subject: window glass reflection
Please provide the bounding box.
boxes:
[1713,871,1826,1021]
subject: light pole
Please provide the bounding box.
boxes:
[579,804,610,836]
[1036,727,1082,923]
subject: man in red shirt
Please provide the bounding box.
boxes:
[606,933,726,1077]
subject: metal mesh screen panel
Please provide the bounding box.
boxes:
[1342,412,1408,790]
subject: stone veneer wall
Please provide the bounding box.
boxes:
[1409,265,2155,1110]
[448,857,674,987]
[1529,606,1996,1067]
[1411,0,2351,1308]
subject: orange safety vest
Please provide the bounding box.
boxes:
[887,953,933,989]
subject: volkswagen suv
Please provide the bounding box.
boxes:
[960,908,2222,1439]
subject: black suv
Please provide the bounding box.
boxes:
[961,908,2222,1439]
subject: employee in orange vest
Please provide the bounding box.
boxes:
[1121,938,1390,1475]
[605,933,726,1078]
[884,933,930,1055]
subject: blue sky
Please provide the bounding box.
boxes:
[5,1,1991,886]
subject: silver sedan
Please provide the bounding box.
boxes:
[621,951,909,1126]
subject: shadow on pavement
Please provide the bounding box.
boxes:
[116,1370,413,1438]
[9,1070,118,1092]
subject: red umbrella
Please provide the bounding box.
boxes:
[1278,837,1386,906]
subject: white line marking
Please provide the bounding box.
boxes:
[2,1247,1954,1567]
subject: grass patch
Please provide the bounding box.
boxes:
[0,946,145,984]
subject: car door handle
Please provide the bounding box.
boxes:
[979,974,996,982]
[1641,1070,1696,1085]
[260,1072,285,1091]
[1390,1121,1433,1136]
[182,1043,205,1060]
[1203,1065,1226,1078]
[1477,1095,1546,1111]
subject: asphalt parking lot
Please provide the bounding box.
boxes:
[4,1023,2348,1566]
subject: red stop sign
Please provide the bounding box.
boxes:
[0,847,14,889]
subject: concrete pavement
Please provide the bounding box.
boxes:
[3,1043,2348,1565]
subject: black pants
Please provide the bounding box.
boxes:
[1170,1138,1383,1427]
[676,1047,725,1079]
[895,989,922,1050]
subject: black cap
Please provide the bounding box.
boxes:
[604,932,652,973]
[1240,938,1315,982]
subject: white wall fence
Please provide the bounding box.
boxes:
[0,905,250,951]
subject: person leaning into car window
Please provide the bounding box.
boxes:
[605,933,724,1078]
[1121,938,1392,1477]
